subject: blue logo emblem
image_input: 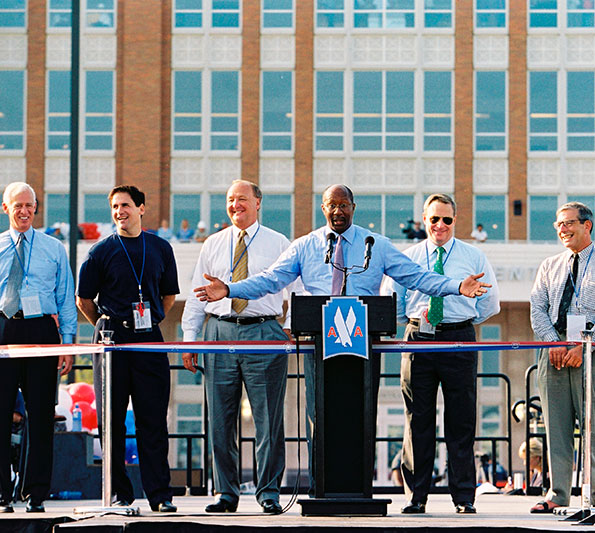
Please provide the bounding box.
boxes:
[322,297,369,360]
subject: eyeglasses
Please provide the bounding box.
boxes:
[323,203,352,211]
[429,216,454,225]
[553,219,583,230]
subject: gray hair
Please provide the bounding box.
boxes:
[423,193,457,216]
[3,182,36,205]
[229,180,262,200]
[557,201,593,233]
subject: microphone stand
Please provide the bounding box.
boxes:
[329,261,370,296]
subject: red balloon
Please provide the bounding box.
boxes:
[73,401,98,431]
[68,382,95,409]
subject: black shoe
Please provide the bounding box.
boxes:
[401,501,426,514]
[25,499,45,513]
[150,500,177,513]
[113,500,133,507]
[0,500,13,513]
[205,498,237,513]
[455,502,476,514]
[261,499,282,515]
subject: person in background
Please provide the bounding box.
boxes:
[157,219,174,241]
[194,221,208,243]
[406,221,427,242]
[471,223,488,243]
[177,219,194,242]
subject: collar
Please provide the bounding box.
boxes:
[232,220,259,240]
[9,226,34,243]
[568,242,594,262]
[325,224,356,246]
[427,237,455,255]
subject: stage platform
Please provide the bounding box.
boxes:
[3,494,595,533]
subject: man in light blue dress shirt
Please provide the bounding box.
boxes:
[0,182,76,513]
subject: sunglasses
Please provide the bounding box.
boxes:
[429,216,454,225]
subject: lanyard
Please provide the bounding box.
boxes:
[228,224,260,282]
[569,245,594,306]
[10,230,35,286]
[117,231,146,302]
[425,238,455,271]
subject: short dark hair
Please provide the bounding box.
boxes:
[108,185,145,207]
[322,184,354,204]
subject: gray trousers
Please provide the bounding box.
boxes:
[537,346,595,506]
[204,317,288,505]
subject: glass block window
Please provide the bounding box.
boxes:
[424,71,452,151]
[529,0,557,28]
[474,195,506,241]
[386,195,414,240]
[262,71,293,152]
[0,0,26,27]
[46,193,70,227]
[85,70,115,151]
[173,71,202,152]
[48,70,71,151]
[424,0,453,28]
[315,71,344,151]
[261,194,292,238]
[567,71,594,152]
[211,71,239,151]
[480,324,501,388]
[529,195,558,241]
[48,0,72,28]
[212,0,239,28]
[316,0,345,28]
[262,0,293,28]
[84,193,111,223]
[174,0,203,28]
[475,0,506,28]
[475,71,506,152]
[354,0,414,29]
[529,71,557,152]
[0,70,25,151]
[86,0,114,28]
[172,194,201,235]
[210,193,228,232]
[568,0,595,27]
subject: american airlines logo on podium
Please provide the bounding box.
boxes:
[322,297,369,360]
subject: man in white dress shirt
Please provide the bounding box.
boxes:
[181,180,294,515]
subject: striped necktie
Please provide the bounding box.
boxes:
[427,246,445,327]
[231,230,248,314]
[3,233,24,318]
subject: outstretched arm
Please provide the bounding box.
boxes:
[458,273,491,298]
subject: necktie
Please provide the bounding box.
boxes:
[3,234,24,318]
[231,230,248,314]
[331,235,344,295]
[554,253,580,334]
[427,246,445,327]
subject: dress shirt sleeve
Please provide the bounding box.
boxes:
[530,259,559,342]
[181,240,211,341]
[54,243,77,343]
[393,278,409,325]
[472,253,500,324]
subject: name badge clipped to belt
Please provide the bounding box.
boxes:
[418,309,436,337]
[21,285,43,318]
[567,314,586,342]
[132,301,152,332]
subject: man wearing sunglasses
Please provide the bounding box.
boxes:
[393,193,500,515]
[529,202,595,514]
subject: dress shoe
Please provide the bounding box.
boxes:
[0,500,14,513]
[455,502,477,514]
[261,499,283,515]
[25,499,45,513]
[113,500,133,507]
[401,501,426,514]
[205,498,238,513]
[150,500,177,513]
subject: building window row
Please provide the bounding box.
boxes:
[530,0,595,29]
[174,0,240,29]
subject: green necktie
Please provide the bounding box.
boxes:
[427,246,445,327]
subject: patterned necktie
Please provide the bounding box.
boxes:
[231,230,248,314]
[331,235,344,295]
[3,233,24,318]
[554,253,580,334]
[427,246,445,327]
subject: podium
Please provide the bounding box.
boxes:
[291,295,396,516]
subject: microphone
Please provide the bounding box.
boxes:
[363,236,375,270]
[325,233,337,264]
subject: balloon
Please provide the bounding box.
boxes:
[55,405,73,431]
[68,383,95,409]
[74,400,98,431]
[57,387,73,412]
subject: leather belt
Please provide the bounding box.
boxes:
[0,310,25,320]
[212,314,277,326]
[408,318,473,331]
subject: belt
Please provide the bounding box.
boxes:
[212,314,277,326]
[0,311,52,320]
[408,318,473,332]
[103,316,157,330]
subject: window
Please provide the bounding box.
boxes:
[173,71,202,151]
[475,71,506,152]
[355,195,382,232]
[567,71,594,152]
[474,195,506,240]
[84,193,111,223]
[480,324,501,387]
[174,0,203,28]
[210,193,228,232]
[175,403,204,468]
[568,195,595,214]
[85,71,114,151]
[48,0,72,28]
[315,71,344,151]
[260,194,292,238]
[211,71,239,151]
[353,71,415,151]
[354,0,414,29]
[212,0,239,28]
[568,0,595,27]
[0,70,25,151]
[480,404,501,438]
[172,194,201,236]
[529,71,557,152]
[424,0,453,28]
[48,71,71,151]
[262,71,292,152]
[46,193,70,226]
[529,195,558,241]
[386,195,414,240]
[529,0,557,28]
[86,0,114,27]
[262,0,292,28]
[316,0,344,28]
[0,0,26,27]
[424,71,452,151]
[475,0,506,28]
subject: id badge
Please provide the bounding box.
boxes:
[132,301,152,332]
[419,310,436,337]
[21,286,43,318]
[567,314,586,342]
